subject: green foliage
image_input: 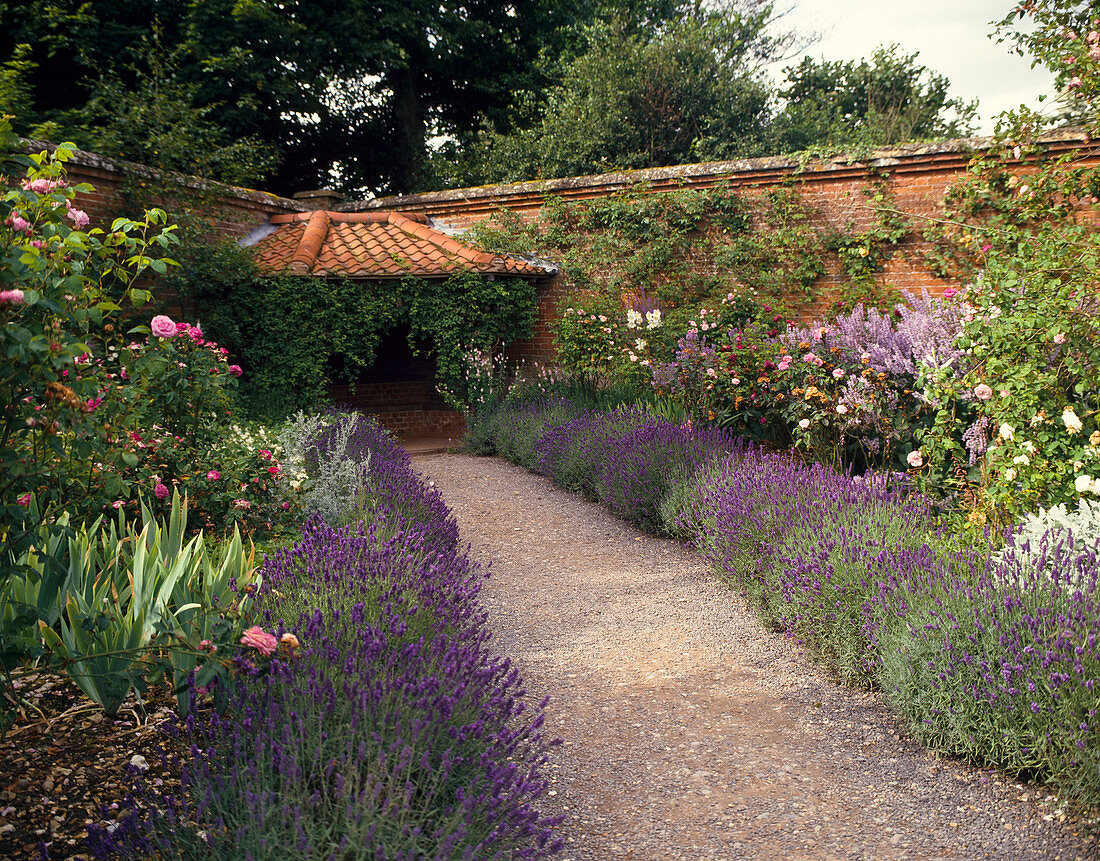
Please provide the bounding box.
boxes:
[918,222,1100,523]
[174,243,401,417]
[993,1,1100,135]
[74,27,278,185]
[474,10,778,182]
[16,492,261,716]
[175,241,538,418]
[117,320,239,445]
[827,181,910,312]
[908,3,1100,526]
[715,187,828,305]
[774,44,978,153]
[0,129,179,520]
[404,269,539,393]
[0,0,584,194]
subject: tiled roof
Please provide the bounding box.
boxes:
[249,211,552,278]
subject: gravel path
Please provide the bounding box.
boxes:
[414,452,1099,861]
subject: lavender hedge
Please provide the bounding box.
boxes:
[93,415,561,859]
[477,398,1100,810]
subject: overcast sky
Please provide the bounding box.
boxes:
[767,0,1059,135]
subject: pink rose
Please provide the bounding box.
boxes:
[66,208,90,229]
[188,326,203,342]
[228,365,242,377]
[154,482,169,500]
[974,384,993,401]
[832,368,845,379]
[0,289,26,305]
[942,287,958,299]
[907,450,923,469]
[1053,332,1066,344]
[240,626,278,656]
[23,178,63,193]
[259,449,272,461]
[17,492,32,506]
[207,469,221,481]
[10,214,31,233]
[151,315,177,338]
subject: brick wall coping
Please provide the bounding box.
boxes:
[345,128,1091,215]
[19,138,308,214]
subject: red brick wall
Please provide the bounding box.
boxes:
[349,130,1100,360]
[21,140,308,239]
[32,133,1097,413]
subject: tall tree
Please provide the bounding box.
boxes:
[773,45,978,152]
[0,0,584,194]
[454,0,799,183]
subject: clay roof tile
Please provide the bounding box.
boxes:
[251,211,551,279]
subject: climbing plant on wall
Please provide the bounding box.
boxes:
[469,180,910,379]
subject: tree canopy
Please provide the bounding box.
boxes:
[0,0,985,194]
[0,0,584,194]
[772,45,979,152]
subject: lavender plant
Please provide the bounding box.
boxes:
[594,420,734,534]
[91,413,561,859]
[871,530,1100,805]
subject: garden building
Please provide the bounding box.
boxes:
[246,208,556,437]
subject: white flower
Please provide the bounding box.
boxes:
[907,450,924,468]
[798,418,810,430]
[645,309,662,329]
[1022,440,1036,454]
[1013,454,1030,466]
[1076,475,1093,494]
[1063,407,1084,435]
[836,404,848,415]
[1005,468,1017,482]
[635,338,647,350]
[999,423,1015,441]
[626,309,643,329]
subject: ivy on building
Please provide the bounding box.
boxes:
[169,242,537,417]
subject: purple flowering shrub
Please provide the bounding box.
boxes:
[481,399,1100,807]
[594,420,734,533]
[533,407,651,497]
[91,414,561,859]
[486,396,586,471]
[870,529,1100,804]
[651,292,971,474]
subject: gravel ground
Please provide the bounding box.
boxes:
[414,452,1099,861]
